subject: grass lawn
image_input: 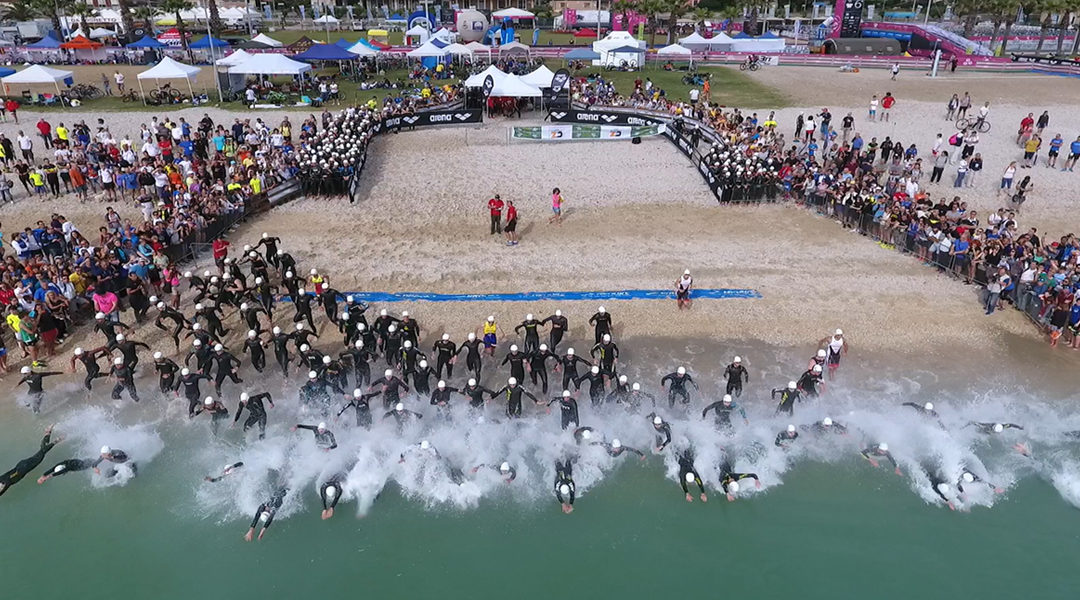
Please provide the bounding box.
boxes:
[570,63,792,108]
[248,28,677,48]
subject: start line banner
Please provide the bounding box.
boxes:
[512,124,664,141]
[371,108,483,134]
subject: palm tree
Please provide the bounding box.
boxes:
[0,2,38,21]
[161,0,195,61]
[692,7,711,32]
[637,0,665,47]
[663,0,690,44]
[132,5,156,34]
[29,0,71,33]
[69,1,99,37]
[117,0,137,42]
[998,1,1022,54]
[207,0,223,38]
[1055,10,1072,53]
[741,0,769,35]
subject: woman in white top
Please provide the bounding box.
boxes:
[999,161,1017,194]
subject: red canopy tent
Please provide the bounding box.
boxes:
[60,35,104,49]
[573,28,599,38]
[367,38,391,50]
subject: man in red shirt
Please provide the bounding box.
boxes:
[5,98,19,123]
[212,238,230,270]
[36,118,51,149]
[487,194,504,235]
[880,93,895,123]
[503,199,519,245]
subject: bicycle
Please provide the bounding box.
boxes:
[149,87,183,103]
[119,89,141,102]
[739,60,760,71]
[955,116,991,133]
[64,83,104,100]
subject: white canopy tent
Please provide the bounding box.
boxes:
[678,32,712,50]
[89,27,116,39]
[498,41,531,56]
[251,33,284,47]
[227,53,312,75]
[431,28,456,43]
[67,28,86,39]
[215,49,253,67]
[730,36,785,53]
[2,64,73,102]
[313,15,340,24]
[492,8,535,19]
[444,43,472,57]
[463,65,508,88]
[706,32,735,51]
[521,64,555,87]
[490,73,541,97]
[346,41,380,57]
[407,40,449,58]
[404,24,429,45]
[464,41,492,61]
[657,43,692,55]
[137,56,200,104]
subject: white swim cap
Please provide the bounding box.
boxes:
[403,340,412,349]
[962,472,975,483]
[295,323,304,331]
[817,349,826,358]
[684,269,691,276]
[95,312,105,319]
[924,402,934,411]
[75,347,84,356]
[468,333,476,341]
[181,368,190,376]
[149,296,158,304]
[298,288,306,295]
[591,366,600,374]
[308,371,317,379]
[598,306,606,313]
[153,351,162,360]
[438,380,446,389]
[195,303,203,311]
[240,303,249,311]
[468,378,477,386]
[612,439,622,449]
[240,393,249,401]
[21,366,31,374]
[878,443,889,452]
[354,340,363,349]
[685,472,696,483]
[395,402,404,411]
[619,375,627,384]
[262,232,268,238]
[993,423,1004,433]
[401,311,408,317]
[249,251,257,258]
[300,344,310,352]
[100,446,111,455]
[183,271,192,278]
[787,424,796,433]
[113,357,123,365]
[823,417,833,426]
[510,344,518,352]
[53,464,65,474]
[322,356,331,364]
[317,422,326,431]
[539,344,548,351]
[351,388,363,399]
[555,309,562,317]
[727,480,740,493]
[387,325,396,332]
[420,440,430,450]
[500,462,511,472]
[653,416,663,425]
[937,483,951,495]
[559,484,571,495]
[248,330,257,339]
[581,430,592,440]
[603,333,611,342]
[419,359,428,368]
[677,366,686,375]
[157,302,165,310]
[285,271,294,278]
[632,383,640,391]
[273,327,281,335]
[487,315,494,323]
[204,397,214,406]
[567,348,575,356]
[214,344,223,352]
[835,329,843,336]
[813,365,822,373]
[380,309,387,316]
[562,390,571,398]
[385,369,393,378]
[442,333,450,341]
[526,313,533,321]
[325,485,337,498]
[310,268,318,276]
[733,356,741,363]
[115,333,125,342]
[259,511,271,523]
[255,277,263,284]
[788,381,797,390]
[508,377,517,385]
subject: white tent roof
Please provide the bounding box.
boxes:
[313,15,339,23]
[657,43,692,55]
[346,41,380,56]
[407,40,449,57]
[463,65,508,88]
[708,32,735,44]
[404,24,428,36]
[521,64,555,87]
[227,53,312,75]
[444,43,472,56]
[251,33,283,47]
[89,27,116,39]
[464,41,491,53]
[137,56,201,80]
[678,32,710,45]
[498,41,531,54]
[432,28,455,42]
[491,73,542,97]
[215,49,253,67]
[222,7,260,19]
[2,64,73,84]
[67,28,86,39]
[593,30,644,52]
[492,8,535,18]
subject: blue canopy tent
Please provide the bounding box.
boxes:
[563,48,600,60]
[333,38,354,49]
[430,38,449,48]
[27,34,62,49]
[758,31,779,39]
[126,34,168,49]
[190,35,230,49]
[732,31,752,39]
[0,67,15,77]
[292,43,358,61]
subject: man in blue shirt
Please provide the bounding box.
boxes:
[1064,136,1080,171]
[1046,134,1064,169]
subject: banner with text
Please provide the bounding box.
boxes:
[512,124,664,141]
[372,108,483,134]
[548,109,668,127]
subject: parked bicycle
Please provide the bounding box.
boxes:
[119,89,141,102]
[64,83,104,100]
[149,85,183,103]
[956,116,991,133]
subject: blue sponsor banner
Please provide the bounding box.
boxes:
[324,289,762,303]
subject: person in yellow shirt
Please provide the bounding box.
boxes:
[1022,135,1041,167]
[249,176,262,194]
[28,169,46,195]
[480,316,498,357]
[55,123,68,142]
[366,98,377,110]
[69,271,88,295]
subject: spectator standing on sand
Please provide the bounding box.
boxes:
[488,194,503,235]
[890,62,899,80]
[503,200,519,246]
[880,93,895,123]
[548,188,564,225]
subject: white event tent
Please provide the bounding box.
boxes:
[407,40,449,58]
[463,65,507,88]
[137,56,201,103]
[521,64,555,87]
[251,33,284,47]
[2,64,73,101]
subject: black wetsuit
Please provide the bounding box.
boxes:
[678,450,705,496]
[724,363,749,397]
[91,450,133,477]
[321,476,345,511]
[0,431,57,496]
[901,402,940,418]
[590,341,619,378]
[773,388,801,415]
[319,288,340,324]
[550,395,580,430]
[515,319,543,354]
[240,304,266,335]
[109,364,140,402]
[660,372,696,406]
[382,407,423,431]
[339,347,374,389]
[649,415,673,451]
[368,375,410,410]
[74,350,110,391]
[432,339,458,379]
[593,442,645,458]
[588,311,612,345]
[194,401,230,434]
[250,487,288,531]
[399,318,420,347]
[702,400,747,430]
[94,319,130,344]
[212,350,243,394]
[461,383,494,409]
[574,371,607,407]
[296,424,337,449]
[339,392,380,428]
[490,384,538,418]
[527,348,556,394]
[292,293,317,331]
[501,349,527,382]
[968,422,1024,434]
[175,372,212,416]
[774,429,799,447]
[558,352,591,390]
[860,447,898,468]
[154,306,189,349]
[796,369,823,397]
[542,313,567,351]
[719,460,759,493]
[554,459,575,506]
[271,331,293,376]
[154,358,180,394]
[41,458,94,481]
[18,371,63,413]
[186,344,214,377]
[299,378,331,415]
[243,336,267,372]
[457,338,483,377]
[235,393,274,438]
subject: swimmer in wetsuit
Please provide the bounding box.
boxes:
[957,470,1005,495]
[701,394,748,431]
[541,309,568,351]
[37,457,95,485]
[588,306,612,345]
[660,367,697,406]
[204,462,244,483]
[554,458,576,513]
[292,422,338,449]
[772,381,801,415]
[677,449,707,503]
[515,314,543,355]
[966,421,1024,434]
[861,443,902,475]
[548,390,579,430]
[472,461,517,483]
[723,356,748,397]
[648,414,672,452]
[70,346,110,392]
[338,388,380,428]
[320,474,346,520]
[592,438,646,460]
[775,424,799,447]
[17,367,64,413]
[0,425,59,497]
[719,458,760,501]
[902,401,940,418]
[245,487,288,541]
[233,392,274,439]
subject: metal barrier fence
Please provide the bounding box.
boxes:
[801,193,1051,331]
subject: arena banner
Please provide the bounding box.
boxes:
[1010,53,1080,66]
[373,109,484,134]
[548,109,668,127]
[512,124,664,141]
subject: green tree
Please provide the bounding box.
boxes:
[29,0,72,33]
[117,0,136,41]
[613,0,638,33]
[132,4,157,33]
[530,1,554,19]
[637,0,665,46]
[692,7,711,31]
[161,0,195,61]
[998,1,1023,54]
[0,2,38,21]
[69,1,99,36]
[208,0,223,38]
[663,0,690,44]
[950,0,983,38]
[741,0,770,35]
[1054,10,1072,53]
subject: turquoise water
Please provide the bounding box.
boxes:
[1,339,1078,599]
